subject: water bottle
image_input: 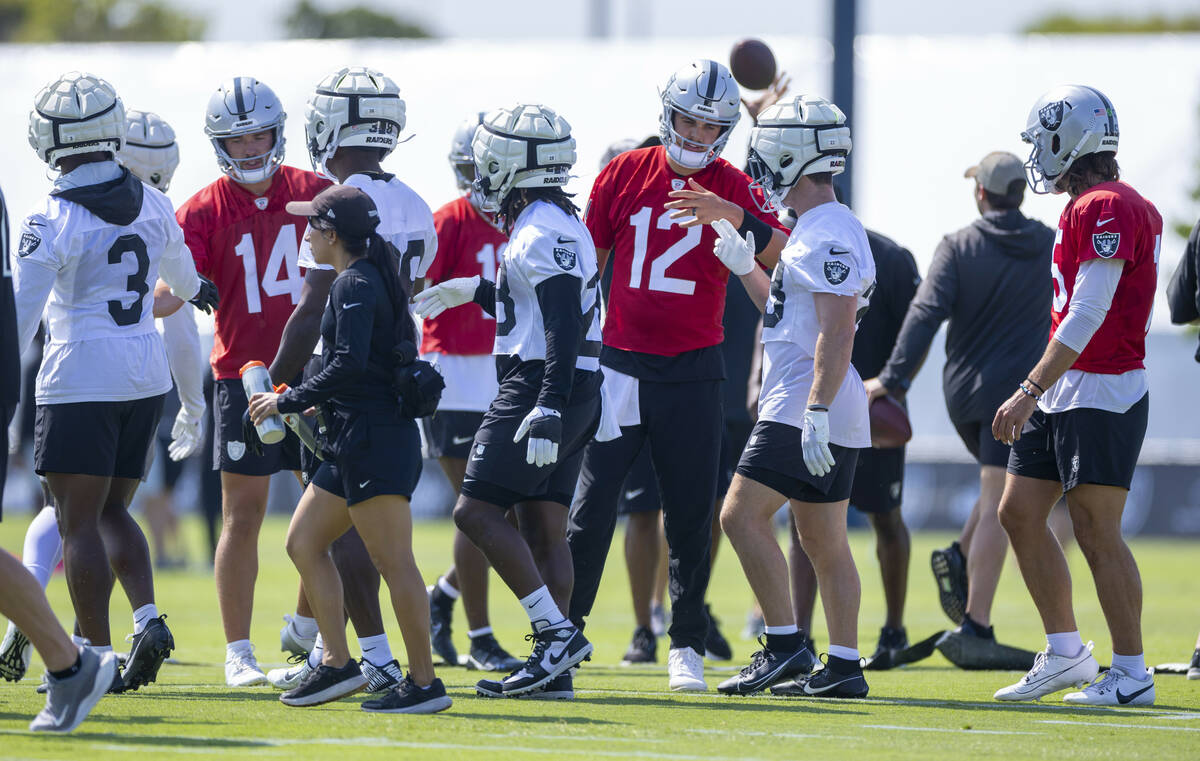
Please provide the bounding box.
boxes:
[239,361,286,445]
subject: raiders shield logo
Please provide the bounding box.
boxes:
[553,246,577,271]
[671,179,685,191]
[18,232,41,258]
[254,197,269,210]
[824,260,850,285]
[227,441,246,461]
[1092,231,1120,258]
[1038,101,1065,131]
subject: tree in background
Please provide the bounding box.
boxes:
[1024,13,1200,34]
[283,0,431,39]
[0,0,204,42]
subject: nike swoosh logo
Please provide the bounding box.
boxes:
[452,436,473,445]
[358,480,370,488]
[343,302,362,309]
[525,597,542,610]
[26,220,44,227]
[1116,683,1153,704]
[624,488,645,500]
[1096,218,1115,227]
[829,248,850,256]
[547,649,568,666]
[470,453,484,461]
[556,236,575,244]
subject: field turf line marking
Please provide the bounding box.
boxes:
[863,725,1041,735]
[1038,720,1200,732]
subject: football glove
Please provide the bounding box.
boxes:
[412,275,481,319]
[710,218,756,276]
[513,406,561,467]
[167,408,204,461]
[189,275,220,314]
[801,408,836,477]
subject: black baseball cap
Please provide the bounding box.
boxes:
[286,184,380,238]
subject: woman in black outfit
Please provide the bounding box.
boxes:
[248,185,448,714]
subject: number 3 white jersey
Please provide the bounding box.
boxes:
[13,160,201,404]
[758,201,876,448]
[494,201,601,369]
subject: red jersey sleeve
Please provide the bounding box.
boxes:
[175,195,211,276]
[585,160,620,253]
[427,202,459,284]
[1071,190,1139,265]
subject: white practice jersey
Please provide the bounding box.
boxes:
[494,201,601,370]
[13,161,200,404]
[758,201,876,448]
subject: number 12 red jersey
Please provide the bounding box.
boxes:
[585,146,785,356]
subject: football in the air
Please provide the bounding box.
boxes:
[729,38,777,91]
[870,395,912,449]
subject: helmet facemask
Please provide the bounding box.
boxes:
[659,105,737,169]
[657,60,741,170]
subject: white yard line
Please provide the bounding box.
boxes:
[1038,720,1200,732]
[863,725,1041,736]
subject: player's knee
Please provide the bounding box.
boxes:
[453,501,484,541]
[870,511,908,543]
[996,499,1023,537]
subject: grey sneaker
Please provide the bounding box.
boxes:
[30,648,117,733]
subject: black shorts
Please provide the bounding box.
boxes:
[1007,394,1148,492]
[311,412,423,505]
[617,443,660,515]
[0,402,14,519]
[35,395,165,479]
[718,419,753,498]
[461,376,601,510]
[736,419,859,503]
[954,419,1011,468]
[849,446,904,514]
[422,410,485,460]
[153,434,186,489]
[213,378,303,476]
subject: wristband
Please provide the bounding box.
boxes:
[1025,378,1045,393]
[1018,383,1040,400]
[807,404,829,412]
[736,212,772,255]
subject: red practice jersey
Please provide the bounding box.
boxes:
[421,196,508,356]
[585,146,785,355]
[177,166,330,379]
[1050,181,1161,374]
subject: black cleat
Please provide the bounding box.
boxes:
[1189,649,1200,680]
[0,626,32,682]
[280,660,367,707]
[114,615,174,693]
[465,633,523,672]
[864,626,909,671]
[801,654,869,698]
[361,674,452,714]
[502,625,592,696]
[717,637,816,695]
[428,585,458,666]
[622,626,657,665]
[474,675,505,698]
[931,542,968,625]
[704,604,733,662]
[527,671,574,700]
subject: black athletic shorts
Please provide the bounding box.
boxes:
[954,419,1011,468]
[311,411,422,505]
[213,377,302,476]
[422,410,485,460]
[461,374,601,510]
[0,402,14,520]
[736,419,859,503]
[617,442,660,515]
[849,446,904,514]
[1008,394,1148,492]
[35,395,165,479]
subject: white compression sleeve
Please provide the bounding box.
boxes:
[1053,258,1124,354]
[160,307,206,418]
[21,504,62,589]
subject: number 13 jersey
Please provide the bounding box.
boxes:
[177,165,330,379]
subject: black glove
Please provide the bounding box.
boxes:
[241,409,265,458]
[189,275,220,314]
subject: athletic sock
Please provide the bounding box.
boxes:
[226,639,252,659]
[291,614,319,641]
[132,604,158,635]
[1046,631,1084,658]
[1111,652,1147,677]
[49,654,82,681]
[468,626,494,640]
[94,645,113,654]
[358,634,393,667]
[22,505,62,589]
[827,644,860,662]
[518,586,567,633]
[308,634,325,668]
[764,624,801,652]
[437,576,461,600]
[70,634,90,648]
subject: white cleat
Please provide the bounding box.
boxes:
[994,642,1099,702]
[1063,667,1155,706]
[267,654,313,690]
[280,615,316,656]
[225,647,268,687]
[667,647,708,692]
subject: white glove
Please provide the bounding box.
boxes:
[710,218,756,276]
[801,408,836,477]
[412,275,481,319]
[513,406,562,467]
[167,408,205,461]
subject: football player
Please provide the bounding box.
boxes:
[991,86,1160,705]
[414,104,602,699]
[422,115,521,674]
[13,72,216,692]
[263,66,436,696]
[711,95,874,698]
[566,60,789,691]
[174,77,330,686]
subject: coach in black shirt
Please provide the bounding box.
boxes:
[865,151,1054,662]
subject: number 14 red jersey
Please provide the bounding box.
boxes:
[585,146,785,356]
[176,165,330,379]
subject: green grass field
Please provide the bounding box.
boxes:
[1,515,1198,760]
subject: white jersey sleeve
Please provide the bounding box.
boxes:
[344,173,438,286]
[12,211,59,356]
[150,191,200,302]
[160,306,205,418]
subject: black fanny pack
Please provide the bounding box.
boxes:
[393,341,445,419]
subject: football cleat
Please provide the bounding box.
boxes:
[704,604,733,661]
[280,614,316,656]
[29,648,117,733]
[361,674,451,714]
[994,642,1100,702]
[428,585,459,666]
[115,615,174,693]
[526,671,574,701]
[465,634,523,672]
[266,653,312,690]
[864,626,909,671]
[502,625,592,696]
[280,660,366,707]
[1,624,33,682]
[930,542,968,625]
[1063,667,1155,706]
[1188,649,1200,680]
[801,654,869,698]
[667,646,708,692]
[622,626,657,665]
[717,638,816,695]
[362,658,406,694]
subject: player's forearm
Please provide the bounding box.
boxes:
[738,267,771,313]
[473,278,497,317]
[158,244,201,302]
[152,281,185,318]
[1025,339,1080,395]
[809,293,857,408]
[161,308,205,417]
[270,269,335,381]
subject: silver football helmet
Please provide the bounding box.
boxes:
[746,95,851,213]
[120,110,180,191]
[450,112,486,205]
[1021,85,1119,194]
[204,77,286,184]
[658,60,741,169]
[306,66,406,179]
[472,104,576,213]
[28,71,126,167]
